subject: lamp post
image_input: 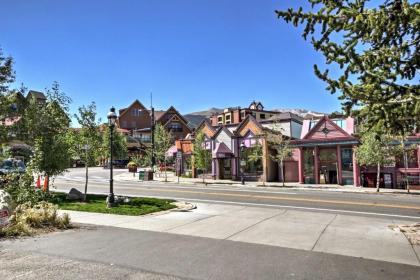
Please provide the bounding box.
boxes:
[107,107,117,208]
[240,141,246,185]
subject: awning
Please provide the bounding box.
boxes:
[212,143,233,159]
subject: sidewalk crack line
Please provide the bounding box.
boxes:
[311,214,337,251]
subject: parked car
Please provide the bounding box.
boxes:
[0,158,26,175]
[105,160,129,169]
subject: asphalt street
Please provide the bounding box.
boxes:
[2,226,420,280]
[53,168,420,220]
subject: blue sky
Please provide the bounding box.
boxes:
[1,0,343,120]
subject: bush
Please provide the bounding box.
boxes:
[1,173,49,206]
[0,201,71,238]
[127,161,138,168]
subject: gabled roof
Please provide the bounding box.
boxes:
[212,142,233,158]
[26,90,46,101]
[213,125,234,139]
[196,119,217,137]
[303,115,354,140]
[157,106,189,124]
[162,113,191,133]
[119,99,148,119]
[234,114,264,137]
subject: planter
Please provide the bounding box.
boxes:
[128,166,137,173]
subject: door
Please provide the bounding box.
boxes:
[219,158,232,179]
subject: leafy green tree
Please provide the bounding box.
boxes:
[100,126,127,163]
[193,131,211,184]
[26,82,72,190]
[270,136,292,187]
[276,0,419,135]
[153,124,173,182]
[355,131,402,192]
[70,102,102,200]
[247,140,265,185]
[0,47,15,142]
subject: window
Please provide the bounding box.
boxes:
[260,114,266,119]
[333,119,346,129]
[217,116,223,124]
[168,122,183,132]
[122,121,127,128]
[241,111,246,118]
[225,115,231,120]
[341,148,354,185]
[132,109,141,117]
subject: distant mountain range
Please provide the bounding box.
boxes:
[183,107,327,128]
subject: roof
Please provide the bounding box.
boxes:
[118,100,148,118]
[264,112,303,123]
[26,90,46,101]
[212,142,233,158]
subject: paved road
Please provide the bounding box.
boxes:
[2,226,420,280]
[54,168,420,220]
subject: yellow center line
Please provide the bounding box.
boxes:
[138,187,420,211]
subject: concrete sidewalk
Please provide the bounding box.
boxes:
[61,202,420,267]
[114,171,420,194]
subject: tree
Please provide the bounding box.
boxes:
[100,126,127,164]
[193,131,211,184]
[276,1,420,135]
[27,82,72,190]
[355,131,402,192]
[71,102,102,200]
[270,136,292,187]
[247,139,265,185]
[153,124,173,182]
[0,47,15,142]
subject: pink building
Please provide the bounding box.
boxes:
[292,115,420,189]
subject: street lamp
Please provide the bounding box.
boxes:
[240,141,246,185]
[107,107,117,208]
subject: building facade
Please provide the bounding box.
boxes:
[117,99,192,156]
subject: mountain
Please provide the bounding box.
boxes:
[272,108,326,119]
[183,108,223,128]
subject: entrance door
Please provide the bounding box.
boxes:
[319,148,338,184]
[219,158,232,179]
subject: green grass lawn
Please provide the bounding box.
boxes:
[52,193,177,216]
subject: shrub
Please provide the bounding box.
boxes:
[0,201,71,238]
[127,161,138,168]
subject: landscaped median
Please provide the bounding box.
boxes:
[52,193,177,216]
[0,172,181,238]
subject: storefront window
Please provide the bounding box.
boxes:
[243,146,263,175]
[341,148,354,185]
[396,149,418,168]
[303,148,314,183]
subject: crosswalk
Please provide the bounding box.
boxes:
[54,175,110,183]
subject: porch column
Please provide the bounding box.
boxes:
[231,157,237,180]
[352,146,361,187]
[336,145,342,185]
[298,148,304,183]
[212,159,217,180]
[417,145,420,169]
[262,138,269,182]
[314,146,319,184]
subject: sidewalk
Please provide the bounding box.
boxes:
[114,171,420,195]
[60,202,420,267]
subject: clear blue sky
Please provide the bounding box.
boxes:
[1,0,343,121]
